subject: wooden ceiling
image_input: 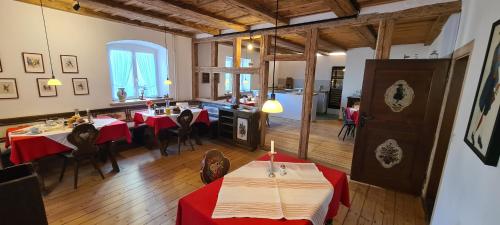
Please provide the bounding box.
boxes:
[17,0,460,52]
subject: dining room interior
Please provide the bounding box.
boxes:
[0,0,499,225]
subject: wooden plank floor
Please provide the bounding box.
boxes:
[265,116,355,173]
[40,139,426,225]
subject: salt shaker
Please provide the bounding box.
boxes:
[279,164,287,176]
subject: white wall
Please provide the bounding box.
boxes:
[431,1,500,225]
[0,0,192,119]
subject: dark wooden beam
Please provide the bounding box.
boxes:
[210,42,219,100]
[192,41,199,99]
[259,35,271,146]
[223,0,289,25]
[232,38,242,103]
[375,19,395,59]
[80,0,220,35]
[264,54,305,61]
[425,14,451,46]
[298,28,319,159]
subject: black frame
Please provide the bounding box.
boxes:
[60,55,79,73]
[22,52,45,74]
[0,58,3,72]
[36,78,58,97]
[202,73,210,83]
[72,78,89,95]
[0,78,19,99]
[464,19,500,166]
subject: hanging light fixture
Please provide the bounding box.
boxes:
[40,0,61,86]
[247,33,254,50]
[163,25,172,85]
[262,0,283,113]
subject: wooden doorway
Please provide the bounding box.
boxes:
[424,41,474,216]
[351,59,450,195]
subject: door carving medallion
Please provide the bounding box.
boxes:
[375,139,403,168]
[384,80,415,112]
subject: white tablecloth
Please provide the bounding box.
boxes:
[212,161,334,225]
[140,108,203,126]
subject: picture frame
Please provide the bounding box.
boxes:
[202,73,210,83]
[0,58,3,72]
[237,117,248,141]
[464,19,500,166]
[0,78,19,99]
[60,55,79,73]
[22,52,45,73]
[36,78,57,97]
[72,78,89,95]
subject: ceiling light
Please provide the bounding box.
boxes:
[164,79,172,85]
[329,52,346,56]
[247,43,253,50]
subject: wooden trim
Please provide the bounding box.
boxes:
[232,38,242,103]
[298,28,319,159]
[192,41,199,99]
[210,42,218,100]
[195,66,259,74]
[223,0,289,25]
[259,35,271,146]
[194,1,461,43]
[452,40,475,60]
[264,54,305,61]
[375,19,394,59]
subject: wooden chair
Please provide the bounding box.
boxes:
[338,107,356,141]
[200,150,230,184]
[59,123,104,189]
[165,109,195,155]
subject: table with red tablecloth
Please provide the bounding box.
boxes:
[5,119,131,169]
[346,108,359,126]
[133,109,210,135]
[176,153,350,225]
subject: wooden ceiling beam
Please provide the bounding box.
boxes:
[425,14,451,45]
[80,0,220,35]
[138,0,248,31]
[353,25,377,48]
[16,0,194,37]
[194,1,461,43]
[223,0,289,25]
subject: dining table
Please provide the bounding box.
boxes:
[347,107,359,126]
[176,153,350,225]
[133,108,210,135]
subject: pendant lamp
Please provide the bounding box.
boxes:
[40,0,61,86]
[262,0,283,113]
[163,25,172,85]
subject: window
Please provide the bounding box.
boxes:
[224,56,252,93]
[107,40,168,100]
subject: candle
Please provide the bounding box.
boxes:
[271,140,275,154]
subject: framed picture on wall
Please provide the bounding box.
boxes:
[237,118,248,141]
[0,78,19,99]
[72,78,89,95]
[0,58,3,72]
[60,55,79,73]
[202,73,210,83]
[22,52,45,73]
[464,19,500,166]
[36,78,57,97]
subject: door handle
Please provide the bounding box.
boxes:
[359,113,373,128]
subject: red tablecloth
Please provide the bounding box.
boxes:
[5,119,131,164]
[176,153,350,225]
[133,109,210,135]
[347,108,359,126]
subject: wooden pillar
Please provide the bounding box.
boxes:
[232,38,242,103]
[259,35,271,146]
[210,41,218,100]
[192,40,199,99]
[298,29,319,159]
[375,19,395,59]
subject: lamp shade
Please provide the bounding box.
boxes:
[262,99,283,113]
[164,79,172,85]
[47,78,62,86]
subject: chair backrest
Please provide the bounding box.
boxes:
[67,123,99,157]
[342,107,353,124]
[200,150,230,184]
[177,109,194,133]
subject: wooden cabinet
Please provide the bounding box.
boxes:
[218,107,260,150]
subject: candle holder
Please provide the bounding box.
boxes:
[268,152,277,178]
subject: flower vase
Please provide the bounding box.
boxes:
[117,88,127,102]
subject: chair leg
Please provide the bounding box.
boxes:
[351,126,356,137]
[59,157,67,182]
[178,136,181,155]
[73,160,79,189]
[188,135,195,151]
[338,124,346,138]
[91,157,105,180]
[343,126,350,141]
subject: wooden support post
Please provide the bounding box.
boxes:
[375,19,394,59]
[298,29,319,159]
[232,38,242,103]
[259,35,271,146]
[210,41,218,100]
[192,40,199,99]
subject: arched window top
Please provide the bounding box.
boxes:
[107,40,167,51]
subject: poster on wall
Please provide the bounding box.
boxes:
[37,78,57,97]
[60,55,79,73]
[0,78,19,99]
[72,78,89,95]
[464,19,500,166]
[22,52,45,73]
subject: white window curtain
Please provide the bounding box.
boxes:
[109,50,135,98]
[136,52,158,98]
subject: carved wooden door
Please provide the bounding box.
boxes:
[351,59,450,195]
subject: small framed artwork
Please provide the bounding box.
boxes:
[0,58,3,72]
[202,73,210,83]
[22,52,45,73]
[60,55,79,73]
[36,78,57,97]
[464,19,500,166]
[72,78,89,95]
[0,78,19,99]
[237,117,248,141]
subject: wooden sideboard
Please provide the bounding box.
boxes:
[218,107,260,150]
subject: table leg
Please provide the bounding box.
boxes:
[103,141,120,173]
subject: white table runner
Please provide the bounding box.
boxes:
[212,161,334,225]
[140,108,202,126]
[8,118,118,149]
